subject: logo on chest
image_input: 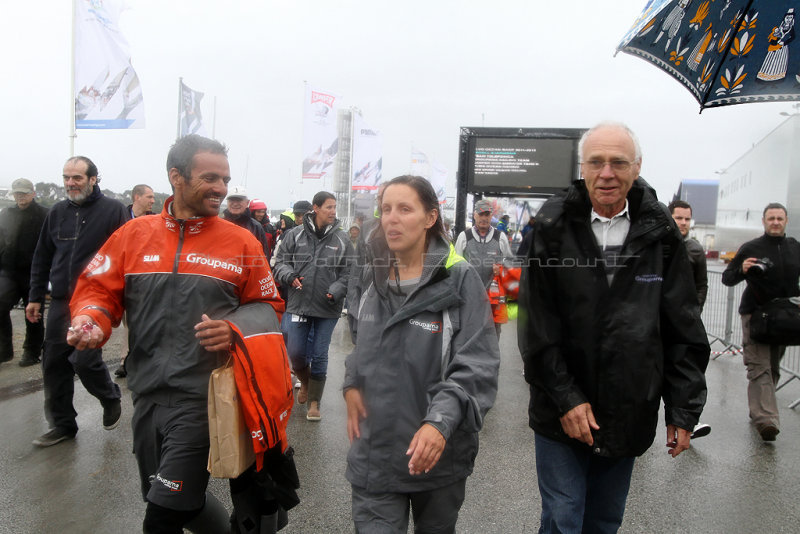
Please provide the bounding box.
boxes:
[409,319,441,334]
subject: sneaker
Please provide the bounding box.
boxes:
[114,366,127,378]
[18,354,41,367]
[0,352,12,363]
[691,423,711,439]
[760,424,779,442]
[102,399,122,430]
[32,428,76,447]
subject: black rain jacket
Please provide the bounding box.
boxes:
[520,178,709,457]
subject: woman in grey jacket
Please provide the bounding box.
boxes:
[343,176,500,533]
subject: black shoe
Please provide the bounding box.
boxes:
[760,425,779,442]
[0,352,12,363]
[691,423,711,439]
[18,354,41,367]
[102,399,122,430]
[114,366,127,378]
[32,428,76,447]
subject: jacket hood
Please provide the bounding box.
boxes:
[366,233,452,296]
[302,211,340,237]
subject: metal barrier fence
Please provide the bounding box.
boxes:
[703,271,800,409]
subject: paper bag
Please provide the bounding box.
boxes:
[207,359,256,478]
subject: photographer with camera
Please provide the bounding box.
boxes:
[722,203,800,441]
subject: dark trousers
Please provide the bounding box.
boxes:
[0,271,43,359]
[42,298,120,434]
[534,433,635,534]
[351,478,467,533]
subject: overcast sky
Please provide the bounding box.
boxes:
[1,0,795,210]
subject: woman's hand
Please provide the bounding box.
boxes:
[406,423,446,475]
[345,388,367,443]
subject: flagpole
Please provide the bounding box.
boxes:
[69,0,77,156]
[176,77,183,140]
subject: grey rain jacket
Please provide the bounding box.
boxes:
[343,236,500,493]
[272,212,353,318]
[520,178,709,458]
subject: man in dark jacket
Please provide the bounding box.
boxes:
[669,200,708,310]
[272,191,352,421]
[722,202,800,442]
[222,186,270,257]
[519,122,709,533]
[0,178,48,366]
[26,156,129,447]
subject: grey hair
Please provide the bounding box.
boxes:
[578,121,642,163]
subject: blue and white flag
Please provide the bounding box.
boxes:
[179,81,207,137]
[74,0,145,129]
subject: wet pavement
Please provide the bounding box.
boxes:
[2,308,800,533]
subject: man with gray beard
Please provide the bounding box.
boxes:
[26,156,129,447]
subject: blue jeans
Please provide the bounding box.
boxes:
[534,433,635,534]
[281,313,338,379]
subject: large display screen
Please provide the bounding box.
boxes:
[459,127,585,196]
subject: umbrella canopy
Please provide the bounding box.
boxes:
[617,0,800,111]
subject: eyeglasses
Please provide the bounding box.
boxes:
[581,159,635,173]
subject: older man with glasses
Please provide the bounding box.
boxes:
[519,121,709,533]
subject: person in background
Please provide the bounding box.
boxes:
[223,186,270,258]
[0,178,48,367]
[454,199,513,337]
[722,202,800,442]
[345,220,367,344]
[26,156,129,447]
[520,216,536,239]
[128,184,155,219]
[669,199,712,439]
[250,198,276,256]
[344,175,499,532]
[520,122,709,533]
[272,192,352,421]
[116,183,156,378]
[496,214,510,235]
[669,199,712,440]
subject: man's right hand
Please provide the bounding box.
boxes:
[559,402,600,445]
[291,276,304,289]
[741,257,758,274]
[25,302,42,324]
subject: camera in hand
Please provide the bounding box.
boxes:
[750,257,774,276]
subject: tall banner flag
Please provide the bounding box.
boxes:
[410,148,446,204]
[410,147,430,178]
[351,114,383,191]
[430,160,448,205]
[74,0,145,129]
[179,80,207,137]
[302,84,340,180]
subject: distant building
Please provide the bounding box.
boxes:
[714,114,800,252]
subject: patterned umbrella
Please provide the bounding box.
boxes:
[617,0,800,111]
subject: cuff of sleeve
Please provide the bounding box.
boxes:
[76,306,113,345]
[422,414,451,441]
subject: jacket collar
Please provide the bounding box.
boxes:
[68,184,103,207]
[161,196,220,235]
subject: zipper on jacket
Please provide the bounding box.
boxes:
[67,208,82,295]
[163,221,186,384]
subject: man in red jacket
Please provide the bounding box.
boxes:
[67,135,284,534]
